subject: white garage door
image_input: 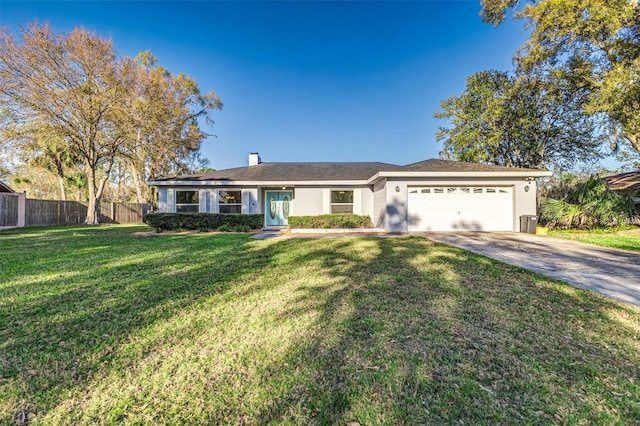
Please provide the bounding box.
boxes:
[408,186,514,232]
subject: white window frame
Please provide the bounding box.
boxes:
[330,190,354,214]
[175,190,200,213]
[219,190,242,214]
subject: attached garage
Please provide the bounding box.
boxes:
[408,186,514,232]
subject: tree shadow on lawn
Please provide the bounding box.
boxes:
[253,237,640,424]
[0,229,284,422]
[2,232,639,424]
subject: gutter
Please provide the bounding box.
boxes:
[366,170,553,184]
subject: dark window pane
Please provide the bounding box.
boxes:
[176,191,199,204]
[219,191,242,204]
[331,191,353,204]
[331,204,353,214]
[219,205,242,214]
[176,204,199,213]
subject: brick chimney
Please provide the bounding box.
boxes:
[248,152,261,166]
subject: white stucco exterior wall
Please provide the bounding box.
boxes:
[243,188,258,214]
[385,182,408,232]
[294,188,325,216]
[209,189,219,213]
[372,180,387,228]
[167,188,176,213]
[199,189,208,213]
[158,188,168,212]
[360,187,373,220]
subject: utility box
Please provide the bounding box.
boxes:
[520,215,537,234]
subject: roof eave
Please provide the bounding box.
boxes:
[367,170,552,184]
[147,179,371,186]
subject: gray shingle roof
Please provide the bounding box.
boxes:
[399,159,539,173]
[0,180,15,193]
[151,158,544,182]
[604,171,640,192]
[154,162,401,182]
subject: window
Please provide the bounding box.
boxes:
[331,190,353,214]
[219,190,242,213]
[176,190,199,213]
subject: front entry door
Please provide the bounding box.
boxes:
[265,191,292,226]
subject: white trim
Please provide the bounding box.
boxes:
[218,189,243,214]
[367,170,552,184]
[353,188,362,215]
[148,179,371,186]
[148,170,552,187]
[322,188,330,214]
[330,189,354,214]
[175,189,200,213]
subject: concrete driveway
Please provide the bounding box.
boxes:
[419,232,640,308]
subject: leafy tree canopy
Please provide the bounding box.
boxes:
[435,69,603,169]
[480,0,640,155]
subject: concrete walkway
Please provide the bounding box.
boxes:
[421,232,640,308]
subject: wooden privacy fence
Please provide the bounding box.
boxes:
[0,194,149,228]
[26,199,87,227]
[97,201,150,224]
[0,193,19,227]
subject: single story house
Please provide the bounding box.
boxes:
[148,153,552,232]
[0,181,15,193]
[604,171,640,204]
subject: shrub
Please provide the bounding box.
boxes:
[540,176,637,229]
[234,224,251,232]
[288,214,373,229]
[145,213,263,232]
[217,223,231,232]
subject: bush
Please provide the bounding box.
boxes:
[145,213,264,232]
[540,176,637,229]
[217,223,231,232]
[288,214,373,229]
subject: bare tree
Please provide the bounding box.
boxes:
[0,23,221,221]
[120,53,221,204]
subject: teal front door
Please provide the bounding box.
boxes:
[265,191,292,226]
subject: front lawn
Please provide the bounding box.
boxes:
[1,225,639,424]
[548,227,640,252]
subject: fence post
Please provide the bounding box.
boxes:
[111,202,116,223]
[17,192,26,228]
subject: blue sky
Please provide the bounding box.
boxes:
[2,1,535,171]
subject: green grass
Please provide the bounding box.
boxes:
[548,227,640,252]
[1,225,639,425]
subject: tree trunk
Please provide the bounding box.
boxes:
[626,134,640,155]
[130,167,145,205]
[85,167,99,225]
[58,175,67,201]
[53,155,67,201]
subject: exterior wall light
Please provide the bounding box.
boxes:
[395,186,400,192]
[524,185,530,192]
